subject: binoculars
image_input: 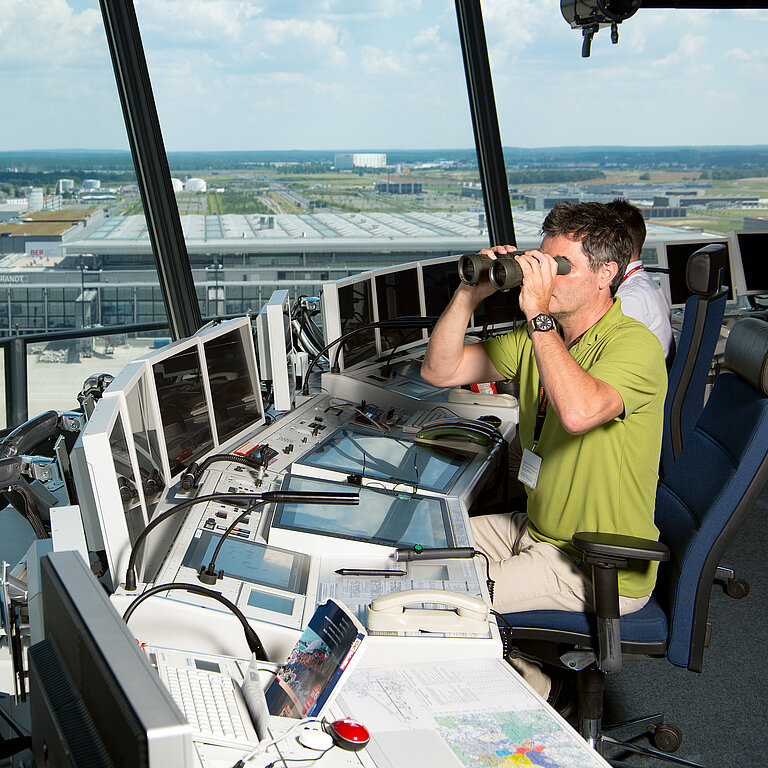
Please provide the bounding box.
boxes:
[458,251,571,291]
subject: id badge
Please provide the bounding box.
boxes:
[518,448,542,489]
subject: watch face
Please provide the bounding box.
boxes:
[533,314,555,332]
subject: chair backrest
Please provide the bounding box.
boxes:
[655,317,768,672]
[662,243,728,472]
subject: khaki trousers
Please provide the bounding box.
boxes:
[471,511,650,698]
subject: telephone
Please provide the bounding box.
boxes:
[448,388,518,408]
[366,589,490,635]
[414,418,500,455]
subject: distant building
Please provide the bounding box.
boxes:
[743,216,768,231]
[639,206,687,220]
[374,181,423,195]
[26,188,44,212]
[461,183,484,199]
[334,153,386,170]
[43,195,62,211]
[524,195,579,210]
[184,178,207,193]
[57,179,75,194]
[82,179,101,191]
[171,178,184,192]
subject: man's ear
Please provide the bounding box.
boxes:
[600,261,619,291]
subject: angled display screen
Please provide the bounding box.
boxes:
[375,267,423,353]
[298,425,466,493]
[203,328,261,444]
[273,475,454,549]
[338,280,376,367]
[152,347,213,475]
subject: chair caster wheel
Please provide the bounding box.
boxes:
[726,578,750,599]
[653,723,682,753]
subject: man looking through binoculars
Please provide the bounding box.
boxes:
[421,201,667,706]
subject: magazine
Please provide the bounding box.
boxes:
[265,598,367,719]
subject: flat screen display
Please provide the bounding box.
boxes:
[665,240,732,307]
[152,347,213,475]
[182,532,310,594]
[422,260,461,319]
[273,475,454,549]
[203,328,261,444]
[375,268,424,352]
[736,231,768,295]
[298,426,466,493]
[338,280,376,368]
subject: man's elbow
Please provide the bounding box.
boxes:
[420,361,445,387]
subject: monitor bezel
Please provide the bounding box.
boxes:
[728,229,768,299]
[658,237,734,310]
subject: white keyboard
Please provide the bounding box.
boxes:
[161,664,260,749]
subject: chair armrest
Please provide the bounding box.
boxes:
[570,532,669,675]
[572,532,670,565]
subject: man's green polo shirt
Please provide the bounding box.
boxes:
[482,299,667,598]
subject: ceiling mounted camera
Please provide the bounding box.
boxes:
[561,0,642,57]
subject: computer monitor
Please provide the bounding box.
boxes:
[70,395,147,591]
[659,238,733,309]
[269,474,454,552]
[322,275,377,370]
[28,551,193,768]
[151,343,214,476]
[263,289,294,411]
[199,318,264,441]
[729,230,768,301]
[374,265,425,354]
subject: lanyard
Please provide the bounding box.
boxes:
[531,332,584,452]
[621,262,644,284]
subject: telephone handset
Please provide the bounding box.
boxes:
[366,589,490,635]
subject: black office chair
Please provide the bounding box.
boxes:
[497,317,768,766]
[662,243,728,474]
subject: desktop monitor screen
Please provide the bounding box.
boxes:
[272,475,454,549]
[422,259,461,319]
[297,425,467,494]
[375,267,424,353]
[28,551,192,768]
[662,239,733,308]
[203,326,262,443]
[109,410,146,545]
[338,279,376,368]
[732,230,768,297]
[152,346,214,475]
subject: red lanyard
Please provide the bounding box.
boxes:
[622,262,644,284]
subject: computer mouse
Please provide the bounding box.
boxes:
[296,727,334,751]
[325,718,371,751]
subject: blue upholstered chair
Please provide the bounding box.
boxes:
[662,243,728,473]
[498,317,768,765]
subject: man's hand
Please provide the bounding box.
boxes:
[514,248,558,321]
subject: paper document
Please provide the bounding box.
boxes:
[337,659,610,768]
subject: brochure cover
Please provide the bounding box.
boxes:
[265,598,366,718]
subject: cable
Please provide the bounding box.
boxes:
[232,717,322,766]
[122,582,268,660]
[473,550,495,603]
[198,500,267,584]
[124,492,264,590]
[180,453,264,491]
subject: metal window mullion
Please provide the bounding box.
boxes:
[454,0,516,247]
[99,0,202,340]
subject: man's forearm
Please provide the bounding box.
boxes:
[421,286,499,387]
[530,331,623,434]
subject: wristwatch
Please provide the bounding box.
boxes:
[527,313,556,336]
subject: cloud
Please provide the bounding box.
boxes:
[0,0,102,66]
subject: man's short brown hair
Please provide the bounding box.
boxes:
[607,198,646,260]
[542,202,633,296]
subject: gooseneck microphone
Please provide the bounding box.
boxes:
[392,545,477,561]
[457,251,571,291]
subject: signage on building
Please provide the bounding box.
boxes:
[26,242,62,260]
[0,274,28,284]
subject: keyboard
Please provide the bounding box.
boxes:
[160,663,260,749]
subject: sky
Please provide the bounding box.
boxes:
[1,0,767,152]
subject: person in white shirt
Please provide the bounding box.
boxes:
[609,199,674,361]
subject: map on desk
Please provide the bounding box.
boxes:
[336,659,609,768]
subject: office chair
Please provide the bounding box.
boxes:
[497,317,768,766]
[662,243,728,474]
